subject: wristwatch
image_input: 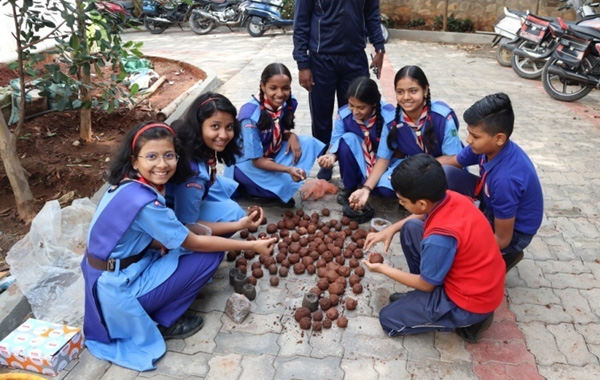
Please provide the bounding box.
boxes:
[376,48,385,54]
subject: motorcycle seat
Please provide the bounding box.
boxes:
[568,23,600,39]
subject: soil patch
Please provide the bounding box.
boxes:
[0,56,205,267]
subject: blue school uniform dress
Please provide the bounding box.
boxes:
[453,141,544,251]
[224,96,325,203]
[81,181,224,371]
[376,100,463,192]
[167,161,245,225]
[329,101,396,193]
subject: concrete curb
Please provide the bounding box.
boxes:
[389,28,494,45]
[0,62,217,341]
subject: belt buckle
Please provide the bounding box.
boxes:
[107,259,116,272]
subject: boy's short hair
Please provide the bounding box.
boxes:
[391,154,447,203]
[463,93,514,138]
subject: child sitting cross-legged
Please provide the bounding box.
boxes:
[363,154,505,343]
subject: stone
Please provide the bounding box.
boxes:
[225,293,251,323]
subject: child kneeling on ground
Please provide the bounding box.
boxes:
[363,154,505,342]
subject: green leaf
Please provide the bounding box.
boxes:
[130,83,139,96]
[83,62,90,76]
[72,99,82,109]
[69,65,78,75]
[7,62,18,70]
[69,34,80,49]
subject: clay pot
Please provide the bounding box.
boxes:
[241,283,257,301]
[302,293,319,312]
[229,267,241,285]
[233,273,248,293]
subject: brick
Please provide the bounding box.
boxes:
[340,358,378,380]
[548,323,599,366]
[276,316,311,357]
[434,331,472,363]
[239,354,276,380]
[308,325,344,359]
[63,349,111,380]
[510,303,572,324]
[554,289,597,324]
[273,356,344,380]
[214,331,280,356]
[536,260,592,274]
[204,353,242,380]
[479,319,525,341]
[407,358,478,380]
[544,273,596,290]
[507,286,561,306]
[575,323,600,344]
[220,312,283,335]
[402,331,440,362]
[518,322,566,366]
[469,340,535,365]
[514,260,552,288]
[538,363,600,380]
[504,362,545,380]
[99,365,138,380]
[138,351,210,378]
[374,357,412,379]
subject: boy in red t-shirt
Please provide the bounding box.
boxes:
[364,154,505,342]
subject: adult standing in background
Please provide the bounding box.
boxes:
[293,0,386,180]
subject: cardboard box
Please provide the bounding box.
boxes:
[0,318,83,376]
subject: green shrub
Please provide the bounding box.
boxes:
[281,0,295,20]
[405,18,426,29]
[433,13,474,32]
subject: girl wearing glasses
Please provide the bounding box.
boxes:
[169,93,254,236]
[81,122,276,371]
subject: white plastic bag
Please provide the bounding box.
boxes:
[6,198,96,326]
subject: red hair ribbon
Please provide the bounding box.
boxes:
[131,123,175,151]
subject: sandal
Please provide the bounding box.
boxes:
[159,314,204,340]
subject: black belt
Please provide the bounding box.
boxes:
[87,251,145,272]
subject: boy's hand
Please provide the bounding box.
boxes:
[362,252,387,273]
[253,237,277,256]
[364,227,395,253]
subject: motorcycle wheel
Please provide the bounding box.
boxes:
[247,18,265,37]
[542,57,593,102]
[189,12,214,35]
[381,23,389,43]
[144,16,168,34]
[495,38,512,67]
[511,40,547,80]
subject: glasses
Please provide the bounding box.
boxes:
[138,152,180,165]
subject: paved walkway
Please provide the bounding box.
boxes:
[3,28,600,379]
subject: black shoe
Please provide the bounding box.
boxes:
[503,250,524,273]
[342,202,375,224]
[455,314,493,343]
[159,314,204,340]
[336,188,355,205]
[389,292,407,303]
[279,198,296,208]
[317,167,333,181]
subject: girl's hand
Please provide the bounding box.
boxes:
[317,154,336,169]
[285,133,302,165]
[362,252,387,273]
[253,237,277,256]
[364,227,395,253]
[288,167,306,182]
[349,188,370,210]
[239,207,264,230]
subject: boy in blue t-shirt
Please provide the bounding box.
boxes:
[439,93,543,272]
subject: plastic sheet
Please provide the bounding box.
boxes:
[299,179,338,200]
[6,198,96,326]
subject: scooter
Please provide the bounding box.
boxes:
[492,7,526,67]
[381,13,390,43]
[244,0,292,37]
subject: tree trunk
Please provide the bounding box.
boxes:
[79,71,92,142]
[0,113,36,222]
[443,0,449,31]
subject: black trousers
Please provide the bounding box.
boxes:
[308,51,369,150]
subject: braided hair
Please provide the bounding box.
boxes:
[387,65,437,153]
[257,63,295,132]
[346,76,383,148]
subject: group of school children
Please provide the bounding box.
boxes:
[81,61,543,371]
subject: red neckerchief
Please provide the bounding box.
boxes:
[402,105,430,153]
[262,97,283,157]
[207,151,217,186]
[356,112,377,175]
[132,176,164,193]
[474,155,487,199]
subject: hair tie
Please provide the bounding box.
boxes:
[200,97,218,107]
[131,123,175,151]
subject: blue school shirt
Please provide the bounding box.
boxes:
[456,141,543,235]
[167,161,211,224]
[329,101,396,154]
[377,100,463,160]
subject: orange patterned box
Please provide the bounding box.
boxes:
[0,318,83,376]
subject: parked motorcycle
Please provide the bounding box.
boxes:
[492,7,526,67]
[188,0,248,35]
[244,0,292,37]
[511,0,598,80]
[541,16,600,101]
[142,0,203,34]
[381,13,390,43]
